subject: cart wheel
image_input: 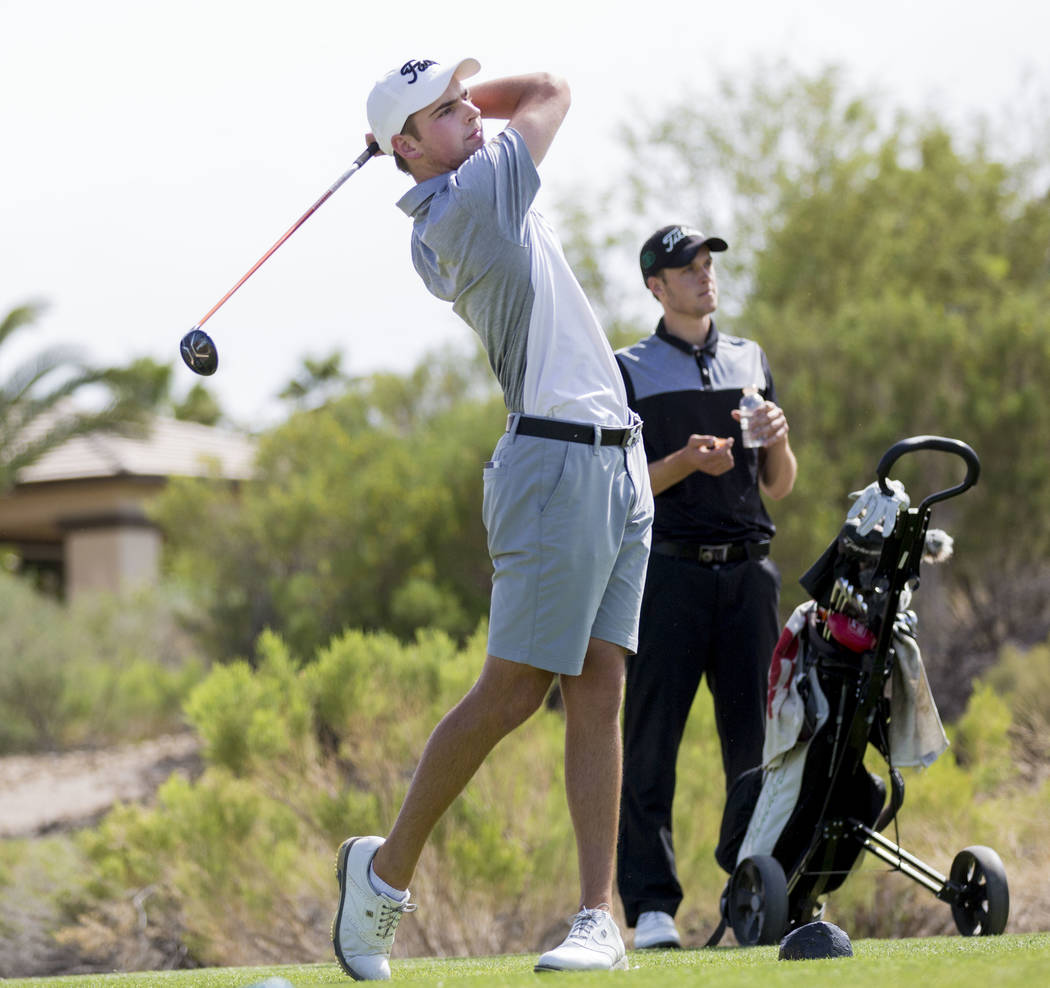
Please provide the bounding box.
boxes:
[949,845,1009,936]
[727,855,789,946]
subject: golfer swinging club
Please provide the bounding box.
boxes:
[331,57,653,978]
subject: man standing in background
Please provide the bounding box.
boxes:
[615,224,796,949]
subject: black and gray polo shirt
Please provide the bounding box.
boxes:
[615,318,777,544]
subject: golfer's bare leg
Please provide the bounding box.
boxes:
[560,637,627,909]
[372,654,553,890]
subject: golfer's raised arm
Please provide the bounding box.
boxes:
[469,73,570,165]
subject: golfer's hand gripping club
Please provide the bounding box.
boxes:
[179,142,380,376]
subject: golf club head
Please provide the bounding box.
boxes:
[180,328,218,375]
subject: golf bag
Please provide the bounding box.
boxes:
[710,436,1009,946]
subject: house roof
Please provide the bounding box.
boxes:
[16,416,256,484]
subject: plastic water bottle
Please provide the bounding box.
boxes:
[738,386,764,449]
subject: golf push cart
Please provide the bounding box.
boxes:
[712,435,1009,946]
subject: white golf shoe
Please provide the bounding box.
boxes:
[534,905,628,972]
[331,836,416,981]
[634,910,682,949]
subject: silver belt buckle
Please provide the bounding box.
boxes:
[699,544,729,563]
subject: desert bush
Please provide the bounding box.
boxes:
[0,837,99,978]
[0,574,203,754]
[982,638,1050,777]
[59,629,1050,967]
[73,624,581,966]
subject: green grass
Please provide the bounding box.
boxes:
[4,935,1048,988]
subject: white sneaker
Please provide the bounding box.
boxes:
[331,836,417,981]
[634,910,682,949]
[534,905,628,972]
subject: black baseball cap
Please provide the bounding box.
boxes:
[640,225,728,283]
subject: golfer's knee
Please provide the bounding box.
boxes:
[474,691,543,737]
[469,662,550,731]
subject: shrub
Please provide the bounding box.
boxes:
[60,628,1050,966]
[950,682,1017,790]
[73,624,579,964]
[0,574,201,754]
[0,836,98,978]
[983,638,1050,774]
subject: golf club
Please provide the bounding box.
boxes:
[180,141,380,375]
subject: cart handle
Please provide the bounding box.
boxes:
[877,435,980,509]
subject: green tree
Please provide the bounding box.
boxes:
[102,355,227,426]
[278,351,351,410]
[559,64,1050,712]
[153,344,502,662]
[0,303,153,491]
[172,382,223,426]
[744,123,1050,712]
[0,306,231,496]
[557,61,885,338]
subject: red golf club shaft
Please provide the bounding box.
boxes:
[192,142,380,331]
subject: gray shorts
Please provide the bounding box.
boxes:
[481,416,653,675]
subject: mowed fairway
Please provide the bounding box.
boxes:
[4,934,1048,988]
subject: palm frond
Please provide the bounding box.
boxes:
[0,301,47,347]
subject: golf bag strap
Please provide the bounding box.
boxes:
[875,767,906,832]
[705,881,730,948]
[704,916,728,948]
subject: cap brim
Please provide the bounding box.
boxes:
[682,237,728,261]
[370,57,481,154]
[642,235,729,283]
[452,57,481,82]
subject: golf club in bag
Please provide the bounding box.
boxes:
[708,435,1009,946]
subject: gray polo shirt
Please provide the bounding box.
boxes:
[396,128,629,427]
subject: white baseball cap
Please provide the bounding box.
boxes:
[367,57,481,155]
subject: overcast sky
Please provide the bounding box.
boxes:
[3,0,1048,427]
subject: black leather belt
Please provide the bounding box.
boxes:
[508,414,640,448]
[652,540,770,564]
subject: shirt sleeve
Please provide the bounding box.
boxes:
[615,353,637,408]
[450,128,541,243]
[761,349,777,405]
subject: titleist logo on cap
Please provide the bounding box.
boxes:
[661,226,704,253]
[400,59,437,84]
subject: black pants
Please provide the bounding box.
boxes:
[616,549,781,927]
